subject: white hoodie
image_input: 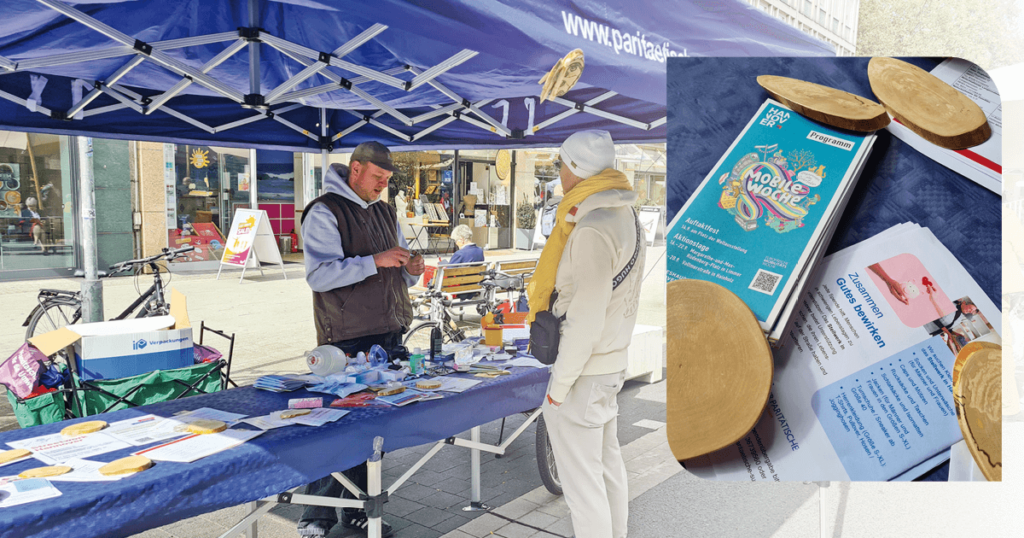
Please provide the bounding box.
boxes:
[548,189,646,402]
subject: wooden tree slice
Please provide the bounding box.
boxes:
[99,455,153,476]
[951,340,999,387]
[954,344,1001,481]
[867,57,991,149]
[667,279,773,462]
[757,75,890,132]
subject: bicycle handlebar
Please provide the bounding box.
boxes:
[109,245,195,272]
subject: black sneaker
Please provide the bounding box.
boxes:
[296,521,330,538]
[341,515,394,537]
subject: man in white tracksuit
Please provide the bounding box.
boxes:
[541,130,646,538]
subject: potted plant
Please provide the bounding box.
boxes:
[515,199,537,250]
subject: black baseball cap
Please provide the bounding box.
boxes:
[351,141,398,172]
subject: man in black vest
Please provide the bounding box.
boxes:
[297,142,423,538]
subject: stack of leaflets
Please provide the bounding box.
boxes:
[685,223,1000,481]
[667,99,876,345]
[254,375,313,392]
[377,389,443,407]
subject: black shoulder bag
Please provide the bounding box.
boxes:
[529,209,642,365]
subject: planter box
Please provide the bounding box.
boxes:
[515,228,535,250]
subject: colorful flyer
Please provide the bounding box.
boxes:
[667,99,874,332]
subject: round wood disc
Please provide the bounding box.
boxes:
[0,448,31,465]
[185,419,228,434]
[99,455,153,476]
[954,344,1001,481]
[952,340,999,387]
[61,420,108,437]
[19,465,72,479]
[667,279,774,462]
[495,150,511,181]
[757,75,890,132]
[539,49,584,102]
[867,57,991,149]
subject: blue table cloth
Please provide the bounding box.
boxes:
[0,368,548,538]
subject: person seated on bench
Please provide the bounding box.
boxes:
[428,225,485,296]
[445,225,484,265]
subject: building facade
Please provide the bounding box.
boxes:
[747,0,859,56]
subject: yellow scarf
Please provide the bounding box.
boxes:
[527,168,633,322]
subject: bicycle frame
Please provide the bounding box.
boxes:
[111,262,167,320]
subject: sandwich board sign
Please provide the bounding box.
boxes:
[638,206,665,246]
[216,209,287,282]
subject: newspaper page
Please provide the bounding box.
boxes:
[685,224,1000,481]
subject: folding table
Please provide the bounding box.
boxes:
[0,366,548,538]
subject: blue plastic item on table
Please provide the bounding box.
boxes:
[0,366,547,538]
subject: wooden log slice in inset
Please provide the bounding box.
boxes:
[867,57,991,149]
[952,340,999,387]
[756,75,890,132]
[666,279,774,462]
[954,344,1001,481]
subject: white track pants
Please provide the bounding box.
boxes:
[542,371,628,538]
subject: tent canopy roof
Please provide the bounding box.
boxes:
[0,0,832,152]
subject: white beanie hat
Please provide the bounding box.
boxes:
[559,130,615,179]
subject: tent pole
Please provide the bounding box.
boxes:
[320,107,328,198]
[509,150,516,249]
[248,0,260,97]
[249,148,258,209]
[76,136,103,322]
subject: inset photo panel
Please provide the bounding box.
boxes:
[664,56,1003,482]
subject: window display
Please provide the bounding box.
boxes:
[166,145,249,263]
[0,132,74,278]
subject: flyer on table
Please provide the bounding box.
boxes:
[684,224,1000,481]
[667,99,873,330]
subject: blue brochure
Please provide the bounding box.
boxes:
[667,99,874,335]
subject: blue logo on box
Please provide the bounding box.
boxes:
[133,339,148,350]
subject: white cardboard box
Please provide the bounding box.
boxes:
[30,290,194,380]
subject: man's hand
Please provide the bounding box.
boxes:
[546,394,561,407]
[406,253,425,276]
[373,246,411,268]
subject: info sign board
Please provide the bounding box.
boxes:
[638,206,665,246]
[216,209,287,282]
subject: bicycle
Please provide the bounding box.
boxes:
[22,246,196,340]
[477,267,531,317]
[403,288,468,350]
[406,266,559,494]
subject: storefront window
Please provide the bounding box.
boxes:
[166,145,247,263]
[0,131,75,278]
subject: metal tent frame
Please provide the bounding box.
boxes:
[0,0,666,153]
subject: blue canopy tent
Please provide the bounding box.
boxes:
[0,0,831,316]
[0,0,832,152]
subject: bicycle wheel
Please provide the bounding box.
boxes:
[403,321,465,350]
[535,413,562,495]
[25,297,83,340]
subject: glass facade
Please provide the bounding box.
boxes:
[0,131,76,278]
[166,145,249,264]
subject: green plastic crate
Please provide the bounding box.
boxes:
[7,390,65,428]
[70,361,223,417]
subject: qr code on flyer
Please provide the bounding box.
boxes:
[749,269,783,295]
